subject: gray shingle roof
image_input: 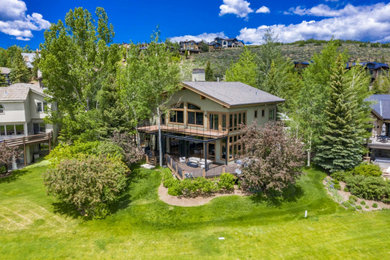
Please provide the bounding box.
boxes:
[367,94,390,120]
[182,81,284,107]
[0,83,44,101]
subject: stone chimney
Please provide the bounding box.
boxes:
[192,68,205,82]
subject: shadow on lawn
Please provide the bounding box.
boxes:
[0,169,28,184]
[52,193,132,220]
[250,184,304,207]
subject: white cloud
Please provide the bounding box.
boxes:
[288,3,369,17]
[219,0,253,19]
[169,32,227,43]
[0,0,50,41]
[237,3,390,44]
[256,6,270,14]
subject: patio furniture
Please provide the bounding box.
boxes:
[187,161,198,168]
[179,157,186,163]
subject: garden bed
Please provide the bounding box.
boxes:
[324,176,390,211]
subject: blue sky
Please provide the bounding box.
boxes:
[0,0,389,49]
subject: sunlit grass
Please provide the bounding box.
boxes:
[0,163,390,259]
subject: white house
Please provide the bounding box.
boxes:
[0,83,55,166]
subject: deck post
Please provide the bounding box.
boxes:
[204,142,208,171]
[48,132,51,152]
[202,169,206,178]
[225,137,228,165]
[23,137,27,166]
[222,166,226,173]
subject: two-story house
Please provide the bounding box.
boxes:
[138,81,284,178]
[209,37,244,50]
[0,83,55,167]
[179,40,201,54]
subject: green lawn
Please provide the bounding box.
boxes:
[1,161,390,259]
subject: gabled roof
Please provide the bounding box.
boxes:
[181,81,284,108]
[0,83,44,101]
[367,94,390,120]
[346,62,389,70]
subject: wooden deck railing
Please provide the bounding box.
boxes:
[1,132,52,148]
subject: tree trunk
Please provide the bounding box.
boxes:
[307,132,312,167]
[157,106,163,167]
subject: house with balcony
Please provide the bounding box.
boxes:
[138,80,284,178]
[366,94,390,161]
[209,37,244,50]
[0,83,55,168]
[179,40,201,54]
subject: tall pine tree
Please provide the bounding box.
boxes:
[314,55,363,172]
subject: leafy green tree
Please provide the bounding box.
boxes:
[44,155,129,219]
[198,41,209,52]
[205,61,214,81]
[9,49,31,83]
[290,41,347,165]
[314,55,367,172]
[225,47,258,86]
[39,7,121,141]
[118,30,180,166]
[372,72,390,94]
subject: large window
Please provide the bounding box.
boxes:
[0,126,5,136]
[15,125,24,135]
[228,134,243,160]
[37,102,43,113]
[0,104,4,114]
[169,103,184,124]
[269,108,276,121]
[228,112,246,131]
[209,113,219,130]
[187,103,203,126]
[169,110,184,123]
[6,125,15,135]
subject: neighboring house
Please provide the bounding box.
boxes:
[293,61,310,70]
[0,67,11,86]
[179,40,201,54]
[209,37,244,50]
[138,78,284,178]
[367,94,390,160]
[347,62,389,82]
[0,83,55,167]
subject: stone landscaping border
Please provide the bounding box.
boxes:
[323,176,390,211]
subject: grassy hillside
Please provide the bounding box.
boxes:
[1,162,390,258]
[181,42,390,81]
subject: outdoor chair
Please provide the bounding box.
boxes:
[179,157,186,163]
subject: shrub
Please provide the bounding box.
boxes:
[47,141,124,166]
[365,205,369,209]
[349,195,358,202]
[240,122,305,195]
[356,205,362,210]
[345,175,388,201]
[333,179,339,184]
[331,171,351,182]
[218,173,236,191]
[372,203,378,208]
[344,187,349,192]
[352,163,382,177]
[43,155,129,219]
[162,171,178,188]
[360,200,366,205]
[168,181,182,196]
[334,183,341,190]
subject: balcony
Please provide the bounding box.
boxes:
[138,124,228,139]
[368,135,390,150]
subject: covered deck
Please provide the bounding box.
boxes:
[165,154,240,179]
